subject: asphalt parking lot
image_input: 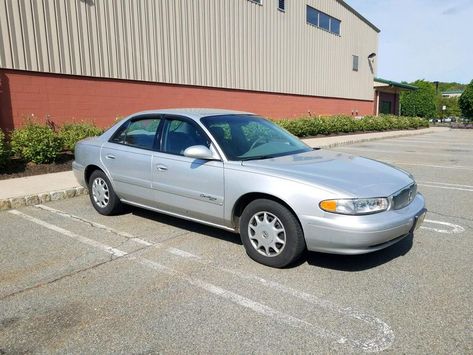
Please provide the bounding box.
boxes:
[1,129,472,354]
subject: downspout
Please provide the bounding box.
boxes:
[375,90,380,116]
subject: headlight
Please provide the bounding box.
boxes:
[319,198,389,215]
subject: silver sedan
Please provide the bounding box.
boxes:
[73,109,427,268]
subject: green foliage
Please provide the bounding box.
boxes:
[59,122,103,151]
[400,80,437,118]
[241,121,276,142]
[0,130,10,167]
[437,82,467,94]
[10,122,63,164]
[436,96,461,118]
[275,115,428,138]
[459,80,473,118]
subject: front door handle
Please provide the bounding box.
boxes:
[105,154,116,160]
[156,164,168,172]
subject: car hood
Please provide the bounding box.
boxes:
[241,149,413,197]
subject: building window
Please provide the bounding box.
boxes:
[307,6,319,26]
[248,0,263,5]
[352,55,359,71]
[306,5,341,36]
[278,0,285,11]
[331,18,341,35]
[319,12,330,31]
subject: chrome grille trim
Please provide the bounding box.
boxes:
[391,183,417,210]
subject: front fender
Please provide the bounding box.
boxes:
[223,163,343,229]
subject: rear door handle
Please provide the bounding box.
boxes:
[156,164,168,171]
[105,154,116,160]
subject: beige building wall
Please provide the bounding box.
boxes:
[0,0,378,101]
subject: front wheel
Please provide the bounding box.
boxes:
[88,170,123,215]
[240,199,306,268]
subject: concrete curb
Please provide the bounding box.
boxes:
[0,186,88,211]
[315,128,439,149]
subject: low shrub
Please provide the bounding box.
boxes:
[275,115,429,137]
[59,122,103,151]
[10,122,63,164]
[0,130,9,167]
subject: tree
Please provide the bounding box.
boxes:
[435,96,461,118]
[459,80,473,118]
[437,82,467,93]
[400,80,437,118]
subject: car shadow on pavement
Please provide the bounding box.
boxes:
[302,234,414,271]
[124,205,412,270]
[128,206,242,246]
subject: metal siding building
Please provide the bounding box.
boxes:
[0,0,379,130]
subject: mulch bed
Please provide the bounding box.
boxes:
[0,152,74,180]
[450,123,473,129]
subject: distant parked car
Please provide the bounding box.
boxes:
[73,109,426,267]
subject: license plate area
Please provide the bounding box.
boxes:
[412,210,427,232]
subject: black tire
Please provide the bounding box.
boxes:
[240,199,306,268]
[88,170,123,215]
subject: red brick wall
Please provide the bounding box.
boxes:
[0,69,374,131]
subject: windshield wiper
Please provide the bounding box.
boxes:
[239,155,276,161]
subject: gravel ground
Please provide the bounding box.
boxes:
[0,129,472,354]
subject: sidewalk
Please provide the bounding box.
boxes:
[0,126,448,211]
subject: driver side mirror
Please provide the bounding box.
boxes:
[184,145,219,160]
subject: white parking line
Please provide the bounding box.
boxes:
[366,141,473,150]
[385,139,473,146]
[418,184,473,192]
[134,257,340,341]
[167,248,394,352]
[420,219,465,234]
[337,147,468,158]
[7,209,356,351]
[392,162,473,171]
[166,247,393,352]
[8,210,127,257]
[419,181,473,188]
[34,204,153,246]
[167,247,200,259]
[24,205,394,352]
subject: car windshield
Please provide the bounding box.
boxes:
[201,114,312,161]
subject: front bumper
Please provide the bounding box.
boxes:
[301,193,426,255]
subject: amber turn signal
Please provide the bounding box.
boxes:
[319,200,337,212]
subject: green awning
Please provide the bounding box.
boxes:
[374,77,417,91]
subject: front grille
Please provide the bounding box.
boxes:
[392,183,417,210]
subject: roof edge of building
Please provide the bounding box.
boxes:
[337,0,380,33]
[375,77,418,91]
[441,90,464,94]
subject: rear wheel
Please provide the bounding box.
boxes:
[240,199,306,268]
[88,170,123,215]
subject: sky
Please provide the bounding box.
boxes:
[345,0,473,84]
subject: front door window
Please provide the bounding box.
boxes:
[161,118,210,156]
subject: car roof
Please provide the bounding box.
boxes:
[130,108,254,120]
